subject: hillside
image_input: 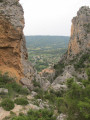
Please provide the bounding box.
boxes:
[26,36,69,71]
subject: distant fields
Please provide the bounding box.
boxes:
[26,36,69,72]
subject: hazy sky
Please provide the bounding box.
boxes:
[20,0,90,36]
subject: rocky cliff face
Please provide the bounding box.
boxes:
[0,0,35,84]
[52,6,90,91]
[68,6,90,58]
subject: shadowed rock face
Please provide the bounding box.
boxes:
[0,0,35,83]
[68,6,90,58]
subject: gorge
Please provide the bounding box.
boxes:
[0,0,90,120]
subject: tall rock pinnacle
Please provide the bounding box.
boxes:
[0,0,35,84]
[68,6,90,58]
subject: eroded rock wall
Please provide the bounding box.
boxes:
[0,0,35,83]
[68,6,90,58]
[52,6,90,91]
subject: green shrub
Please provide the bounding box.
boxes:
[74,53,90,70]
[60,77,90,120]
[0,72,14,85]
[14,98,29,106]
[86,68,90,81]
[0,73,29,99]
[11,82,29,95]
[0,0,3,2]
[34,87,63,113]
[32,79,41,88]
[1,98,14,111]
[34,88,45,100]
[27,109,56,120]
[11,116,28,120]
[54,62,65,78]
[67,78,74,88]
[11,109,56,120]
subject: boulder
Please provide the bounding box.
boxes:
[0,88,8,94]
[57,113,66,120]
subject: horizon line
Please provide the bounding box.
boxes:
[25,35,70,37]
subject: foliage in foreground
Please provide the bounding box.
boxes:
[33,68,90,120]
[0,73,29,111]
[0,72,29,98]
[0,0,3,2]
[11,109,56,120]
[1,98,14,111]
[60,69,90,120]
[14,98,29,106]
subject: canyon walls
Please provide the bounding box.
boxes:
[68,6,90,58]
[0,0,35,84]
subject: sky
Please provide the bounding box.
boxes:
[20,0,90,36]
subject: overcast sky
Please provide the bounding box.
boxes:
[20,0,90,36]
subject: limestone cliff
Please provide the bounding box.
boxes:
[68,6,90,58]
[52,6,90,91]
[0,0,35,84]
[34,6,90,91]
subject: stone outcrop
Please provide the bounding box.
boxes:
[68,6,90,58]
[39,6,90,90]
[39,68,55,82]
[52,6,90,90]
[57,113,66,120]
[0,0,35,83]
[0,88,8,94]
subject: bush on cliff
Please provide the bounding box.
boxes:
[11,82,29,95]
[60,72,90,120]
[11,116,28,120]
[14,98,29,106]
[86,68,90,81]
[0,73,29,104]
[11,109,56,120]
[33,79,41,88]
[1,98,14,111]
[74,53,90,70]
[0,72,14,86]
[54,62,65,78]
[0,0,3,2]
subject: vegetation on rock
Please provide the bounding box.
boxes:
[54,62,65,78]
[1,98,14,111]
[0,0,3,2]
[60,71,90,120]
[74,52,90,70]
[14,98,29,106]
[11,109,56,120]
[0,73,29,112]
